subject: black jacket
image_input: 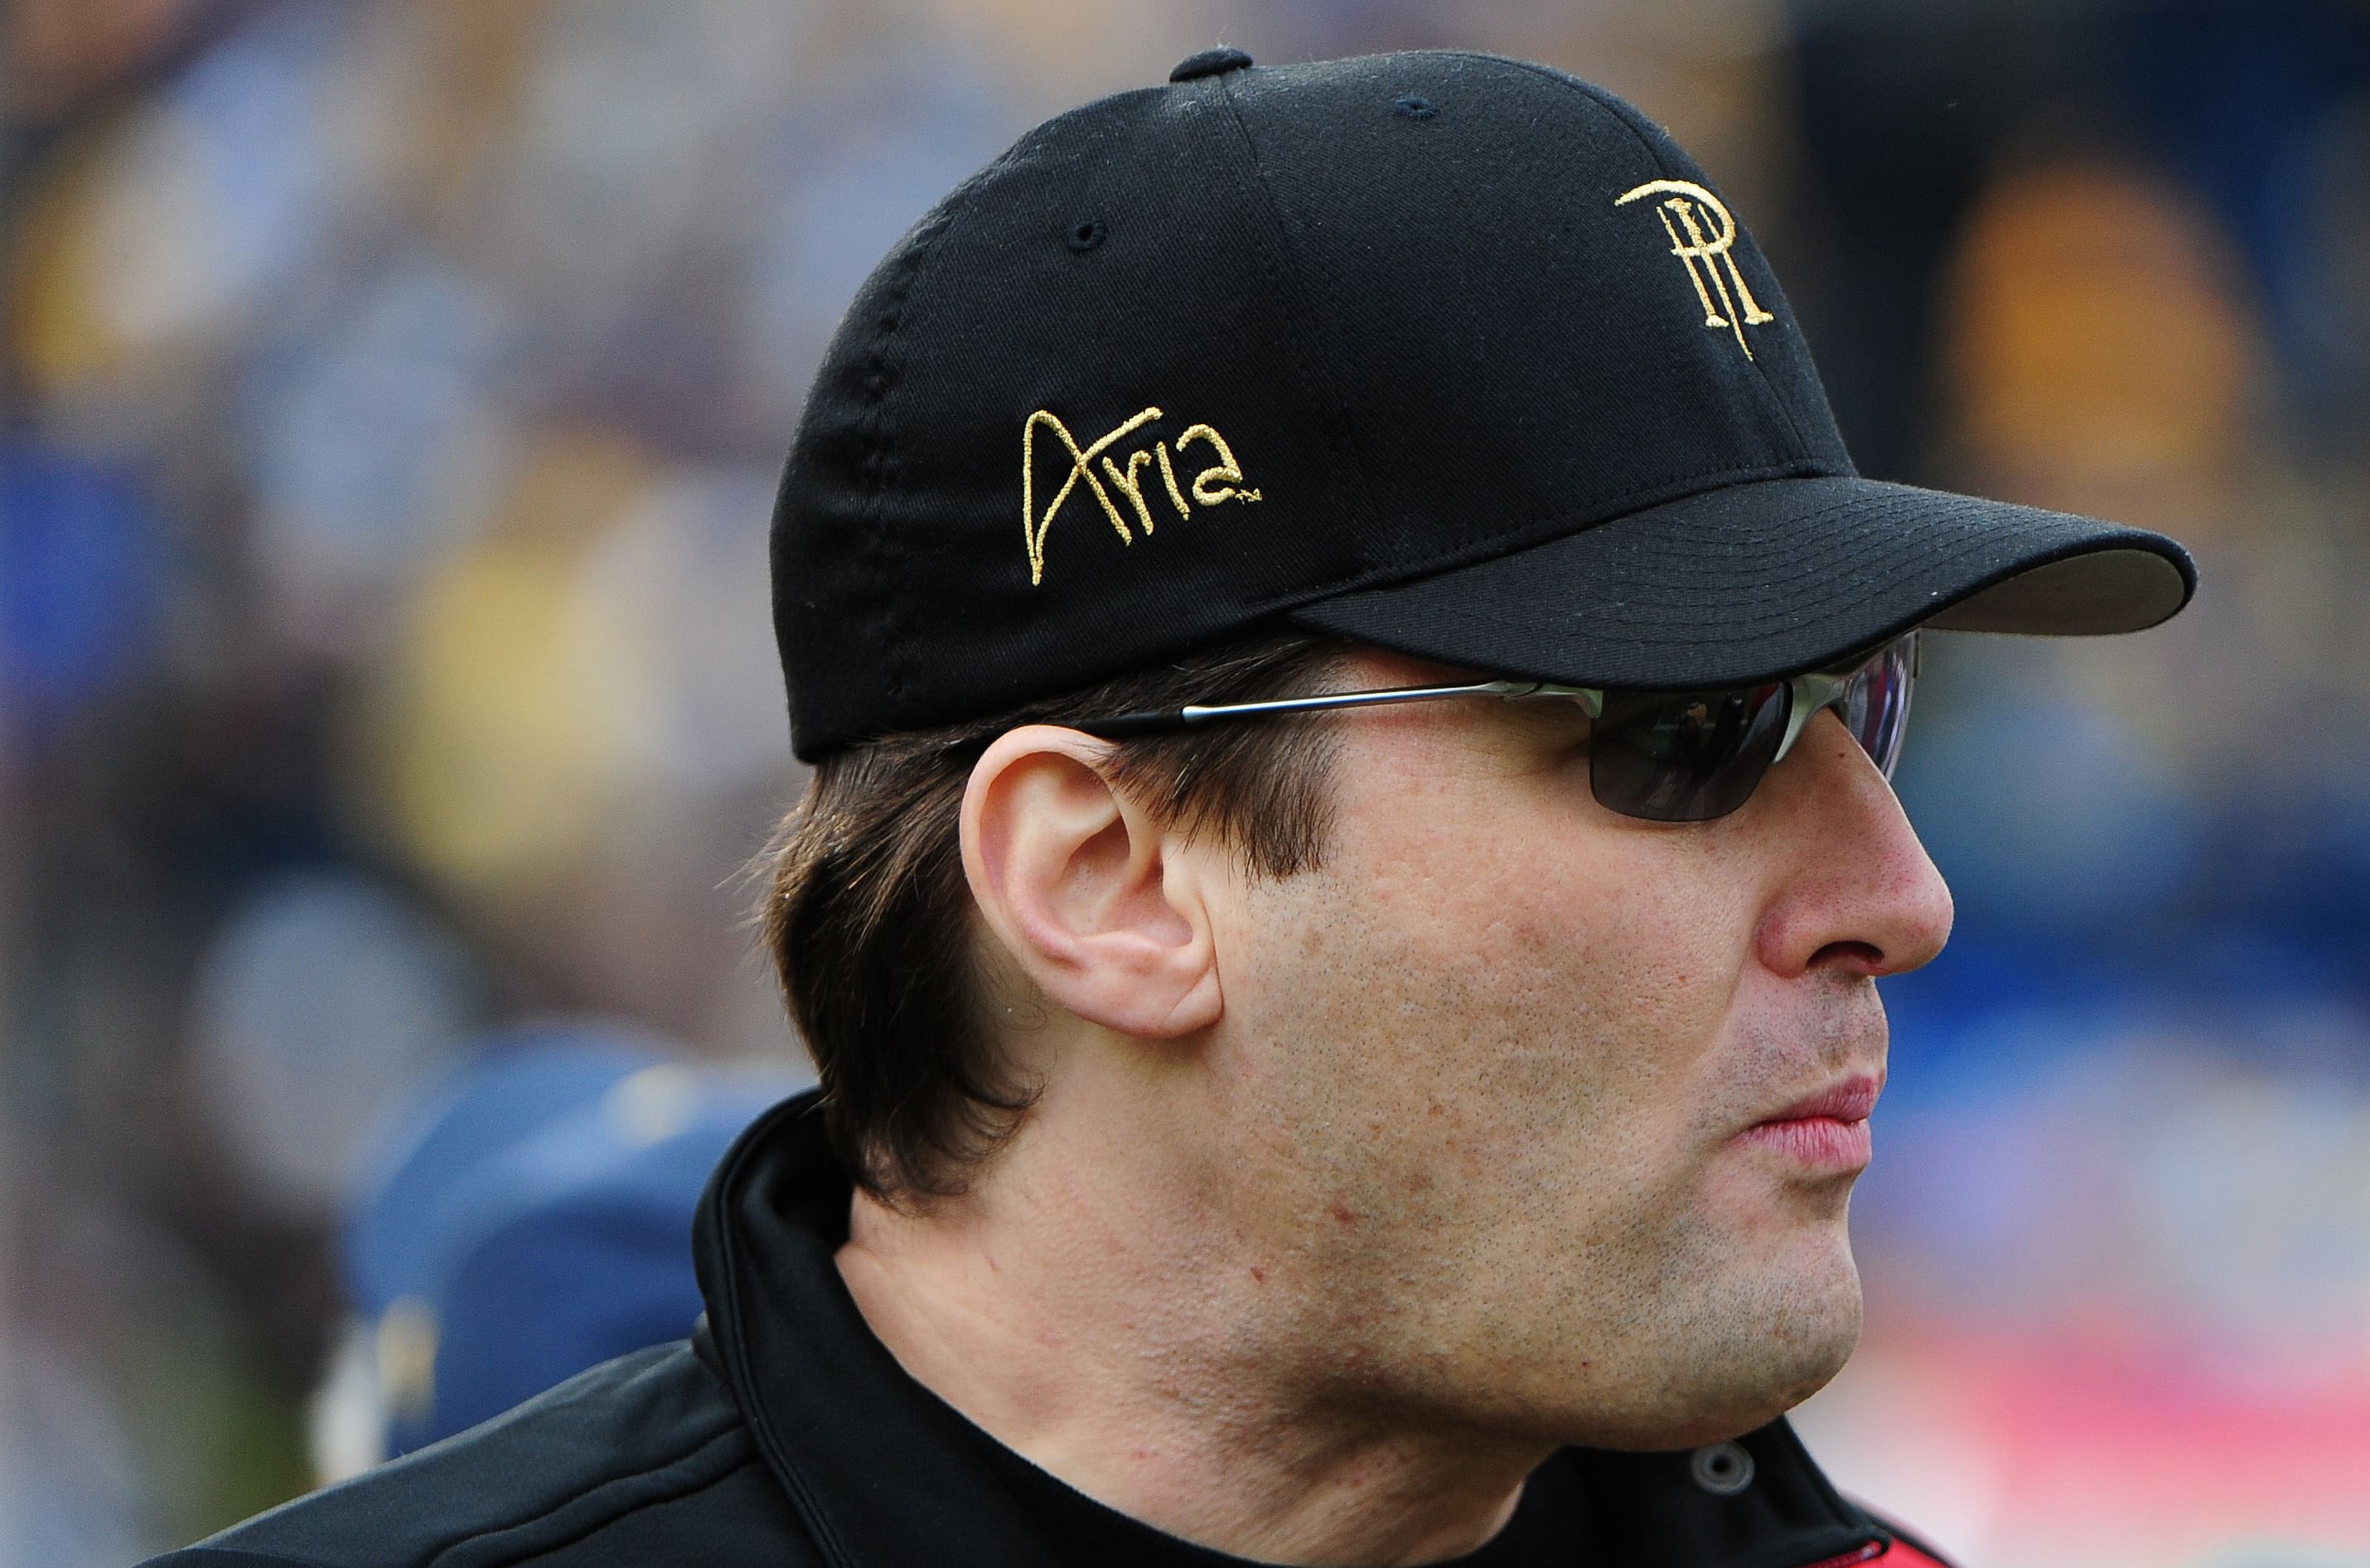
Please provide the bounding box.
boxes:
[145,1091,1952,1568]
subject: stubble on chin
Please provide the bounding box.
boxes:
[1616,1193,1866,1446]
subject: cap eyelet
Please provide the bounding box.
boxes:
[1065,219,1106,253]
[1393,94,1439,120]
[1689,1440,1754,1496]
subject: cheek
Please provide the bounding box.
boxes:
[1234,767,1763,1227]
[1365,789,1751,1088]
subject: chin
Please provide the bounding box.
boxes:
[1684,1245,1865,1442]
[1563,1233,1866,1453]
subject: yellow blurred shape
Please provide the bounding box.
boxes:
[9,134,128,394]
[11,95,262,391]
[375,1296,440,1427]
[369,432,654,901]
[1941,161,2256,530]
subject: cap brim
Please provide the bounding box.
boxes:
[1284,475,2196,690]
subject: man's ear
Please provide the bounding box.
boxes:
[960,726,1222,1039]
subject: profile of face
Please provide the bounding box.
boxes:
[1190,647,1954,1451]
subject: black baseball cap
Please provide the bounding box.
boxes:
[771,48,2194,761]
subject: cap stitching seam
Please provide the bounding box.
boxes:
[854,131,1047,709]
[1204,74,1385,549]
[858,204,963,706]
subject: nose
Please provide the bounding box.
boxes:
[1750,709,1953,980]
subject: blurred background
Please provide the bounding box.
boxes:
[4,0,2369,1563]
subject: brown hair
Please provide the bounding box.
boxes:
[758,633,1349,1202]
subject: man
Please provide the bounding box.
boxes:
[151,49,2193,1568]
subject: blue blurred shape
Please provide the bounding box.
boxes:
[1894,694,2202,940]
[341,1022,662,1317]
[172,5,337,263]
[341,1024,793,1454]
[0,437,162,741]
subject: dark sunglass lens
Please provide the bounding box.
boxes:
[1589,682,1791,821]
[1840,636,1916,778]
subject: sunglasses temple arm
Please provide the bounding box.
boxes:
[1071,680,1582,740]
[1067,709,1200,739]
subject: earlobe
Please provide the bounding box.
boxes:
[960,727,1223,1039]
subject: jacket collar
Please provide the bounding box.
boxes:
[694,1090,1894,1568]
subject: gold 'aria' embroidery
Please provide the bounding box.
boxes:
[1023,406,1160,586]
[1023,406,1264,584]
[1154,442,1192,520]
[1175,423,1263,506]
[1100,448,1162,536]
[1613,179,1774,361]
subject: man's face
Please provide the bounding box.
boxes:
[1196,648,1953,1450]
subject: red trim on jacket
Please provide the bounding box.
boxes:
[1802,1537,1953,1568]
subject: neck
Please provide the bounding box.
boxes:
[833,1094,1544,1567]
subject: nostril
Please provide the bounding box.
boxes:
[1808,940,1886,975]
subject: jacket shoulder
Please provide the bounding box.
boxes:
[138,1342,819,1568]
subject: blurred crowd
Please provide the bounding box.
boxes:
[5,2,2370,1564]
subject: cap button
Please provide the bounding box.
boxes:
[1170,46,1253,82]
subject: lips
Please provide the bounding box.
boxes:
[1738,1073,1881,1169]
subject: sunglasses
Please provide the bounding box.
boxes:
[1076,632,1917,823]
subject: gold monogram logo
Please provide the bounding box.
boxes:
[1022,406,1262,585]
[1615,179,1775,361]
